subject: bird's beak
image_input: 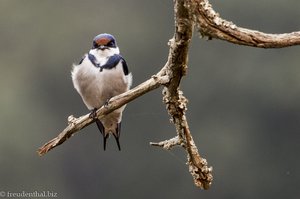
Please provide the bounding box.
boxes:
[99,45,107,50]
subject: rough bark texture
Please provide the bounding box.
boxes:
[38,69,169,155]
[193,0,300,48]
[38,0,300,189]
[156,0,213,189]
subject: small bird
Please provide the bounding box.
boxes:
[71,33,132,150]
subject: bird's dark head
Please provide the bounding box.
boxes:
[92,33,117,50]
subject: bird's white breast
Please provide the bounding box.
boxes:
[71,55,132,110]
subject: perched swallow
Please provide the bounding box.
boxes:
[71,33,132,150]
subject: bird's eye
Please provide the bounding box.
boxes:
[107,41,115,48]
[92,41,99,49]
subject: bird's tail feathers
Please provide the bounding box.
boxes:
[113,123,121,151]
[95,119,121,151]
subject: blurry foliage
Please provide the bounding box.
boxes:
[0,0,299,198]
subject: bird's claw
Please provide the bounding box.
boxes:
[104,99,110,108]
[89,108,98,120]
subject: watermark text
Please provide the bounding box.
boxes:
[0,190,58,198]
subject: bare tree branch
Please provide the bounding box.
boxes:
[38,0,300,190]
[38,68,169,156]
[150,0,213,189]
[192,0,300,48]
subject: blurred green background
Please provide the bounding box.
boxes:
[0,0,299,198]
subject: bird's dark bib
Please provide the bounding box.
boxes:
[88,53,129,75]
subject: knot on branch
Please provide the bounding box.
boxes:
[67,115,77,126]
[188,156,213,189]
[162,88,188,120]
[177,90,188,112]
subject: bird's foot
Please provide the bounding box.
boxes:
[104,98,110,108]
[89,108,98,120]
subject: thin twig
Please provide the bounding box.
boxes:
[150,135,183,150]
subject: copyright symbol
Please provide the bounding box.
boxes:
[0,191,5,197]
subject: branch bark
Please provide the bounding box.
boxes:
[38,0,300,190]
[38,68,169,155]
[150,0,213,189]
[192,0,300,48]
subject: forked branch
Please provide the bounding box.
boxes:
[38,0,300,190]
